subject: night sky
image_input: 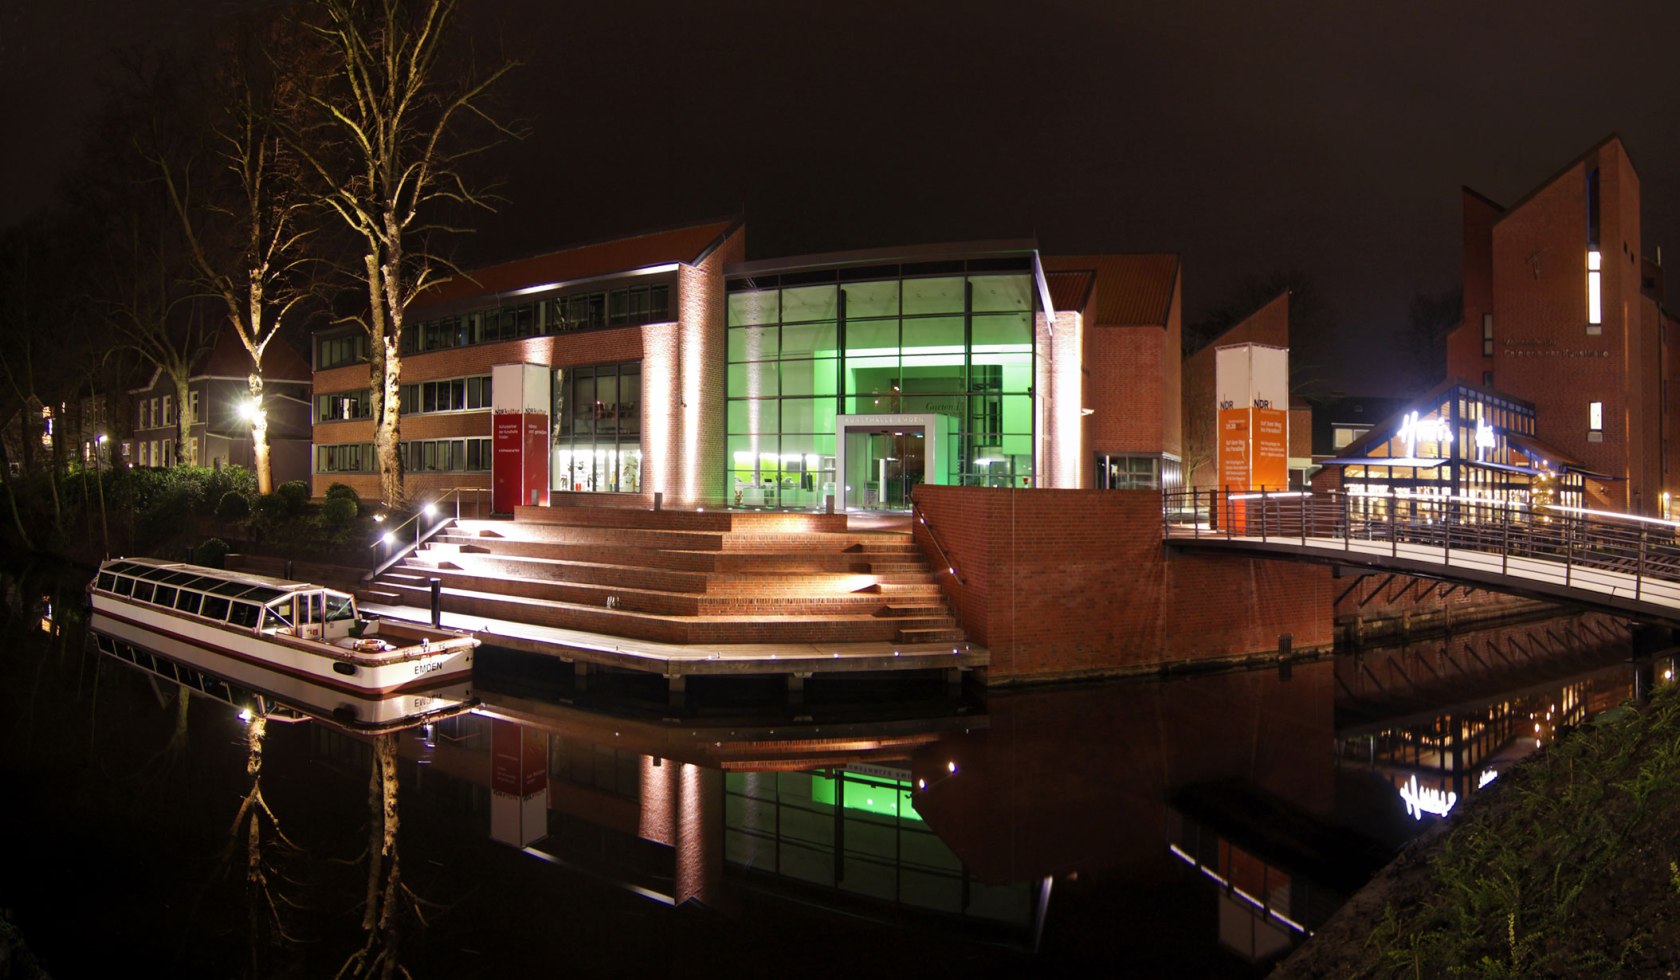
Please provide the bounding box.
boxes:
[5,1,1679,394]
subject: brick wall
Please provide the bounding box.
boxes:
[913,485,1333,683]
[1444,189,1502,385]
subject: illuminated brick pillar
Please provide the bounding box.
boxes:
[642,320,680,503]
[1034,309,1084,488]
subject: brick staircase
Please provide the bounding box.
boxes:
[360,506,967,647]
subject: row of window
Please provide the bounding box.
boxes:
[138,392,200,430]
[97,562,353,633]
[316,438,494,474]
[316,376,493,423]
[399,283,673,357]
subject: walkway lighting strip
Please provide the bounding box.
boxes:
[1227,491,1309,500]
[1543,503,1680,529]
[1166,844,1310,935]
[1346,487,1530,509]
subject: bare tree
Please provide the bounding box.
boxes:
[96,209,214,467]
[298,0,519,506]
[1405,285,1463,390]
[149,18,321,494]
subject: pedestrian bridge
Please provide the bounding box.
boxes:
[1162,489,1680,628]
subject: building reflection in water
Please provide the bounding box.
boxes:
[66,605,1676,975]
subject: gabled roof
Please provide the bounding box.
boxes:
[1043,254,1179,326]
[201,327,311,383]
[1493,134,1629,227]
[415,218,741,309]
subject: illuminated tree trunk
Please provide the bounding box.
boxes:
[248,372,272,494]
[175,373,198,466]
[342,732,404,979]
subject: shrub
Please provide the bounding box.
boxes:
[319,495,358,531]
[194,537,231,569]
[216,490,251,520]
[249,493,289,529]
[325,482,360,505]
[276,480,310,515]
[203,465,256,511]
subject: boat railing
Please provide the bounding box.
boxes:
[364,487,488,583]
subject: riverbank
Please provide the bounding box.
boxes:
[1276,681,1680,977]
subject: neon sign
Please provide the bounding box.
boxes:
[1397,411,1453,458]
[1399,773,1458,820]
[1474,417,1496,461]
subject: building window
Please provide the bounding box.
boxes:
[316,389,374,423]
[1589,401,1603,441]
[162,395,174,427]
[1587,249,1603,331]
[150,398,159,429]
[398,437,493,473]
[162,439,173,468]
[317,333,368,370]
[1481,313,1493,357]
[399,375,492,415]
[317,443,376,473]
[554,361,642,493]
[1095,453,1162,490]
[1482,370,1494,387]
[149,440,160,467]
[188,390,200,424]
[139,400,150,430]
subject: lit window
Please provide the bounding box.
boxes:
[162,395,174,427]
[188,390,200,424]
[1587,250,1602,327]
[1589,401,1603,433]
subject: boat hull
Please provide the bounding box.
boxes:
[90,596,474,695]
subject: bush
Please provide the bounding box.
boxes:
[324,482,360,505]
[216,490,251,520]
[194,537,231,569]
[249,493,289,530]
[203,465,256,511]
[319,495,358,531]
[276,480,310,515]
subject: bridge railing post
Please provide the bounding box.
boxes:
[1501,500,1510,576]
[1638,526,1647,601]
[1260,490,1268,543]
[1342,491,1351,552]
[1565,513,1574,588]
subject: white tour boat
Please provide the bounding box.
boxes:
[89,557,477,695]
[89,619,476,732]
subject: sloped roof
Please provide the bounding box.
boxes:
[1043,254,1179,326]
[415,219,740,308]
[201,327,311,382]
[1493,134,1629,226]
[1045,270,1095,315]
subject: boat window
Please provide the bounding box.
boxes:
[325,594,357,622]
[306,593,324,624]
[244,587,285,604]
[108,562,143,576]
[97,573,115,591]
[153,586,177,608]
[183,576,221,592]
[113,577,135,597]
[139,567,173,583]
[200,596,231,621]
[265,602,294,629]
[174,590,202,614]
[132,581,155,603]
[227,602,261,629]
[211,581,257,597]
[158,571,199,585]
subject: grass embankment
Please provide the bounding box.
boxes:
[1280,684,1680,978]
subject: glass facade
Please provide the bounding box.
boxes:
[1332,385,1584,513]
[553,361,642,494]
[725,261,1036,509]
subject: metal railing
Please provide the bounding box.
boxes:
[1163,488,1680,604]
[364,487,493,583]
[911,500,964,585]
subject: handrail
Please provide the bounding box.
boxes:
[363,487,491,583]
[1158,487,1680,610]
[911,500,964,585]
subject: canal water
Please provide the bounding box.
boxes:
[0,562,1663,977]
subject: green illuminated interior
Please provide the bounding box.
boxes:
[725,273,1035,507]
[810,772,923,823]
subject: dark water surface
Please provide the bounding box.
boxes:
[0,563,1658,977]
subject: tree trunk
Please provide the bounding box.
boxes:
[249,373,272,494]
[176,374,197,466]
[0,439,33,551]
[372,336,403,507]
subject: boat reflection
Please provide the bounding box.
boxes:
[90,611,476,733]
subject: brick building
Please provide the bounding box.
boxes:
[310,221,1189,511]
[128,328,312,481]
[1444,135,1670,512]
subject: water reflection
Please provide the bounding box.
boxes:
[1,565,1669,977]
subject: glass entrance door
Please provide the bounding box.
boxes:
[844,429,925,510]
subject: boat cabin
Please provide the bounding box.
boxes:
[96,558,360,642]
